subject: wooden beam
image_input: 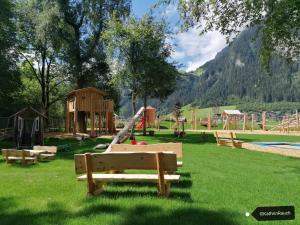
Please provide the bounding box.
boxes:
[243,114,246,131]
[156,152,166,196]
[91,111,95,132]
[84,153,95,196]
[106,107,145,152]
[73,111,78,136]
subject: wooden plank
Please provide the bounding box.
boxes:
[33,146,57,153]
[2,149,31,157]
[156,152,166,196]
[77,173,180,182]
[85,153,96,195]
[74,152,177,174]
[110,143,183,158]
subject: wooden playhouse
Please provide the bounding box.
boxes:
[65,87,115,135]
[8,107,46,149]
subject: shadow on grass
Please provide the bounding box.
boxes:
[119,205,239,225]
[97,189,192,202]
[110,178,192,189]
[0,197,121,225]
[178,172,191,178]
[0,197,239,225]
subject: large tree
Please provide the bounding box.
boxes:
[57,0,131,132]
[105,16,178,135]
[15,0,69,121]
[167,0,300,65]
[0,0,21,116]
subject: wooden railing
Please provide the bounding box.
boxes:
[0,128,14,139]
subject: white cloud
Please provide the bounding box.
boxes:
[171,27,227,72]
[164,4,177,17]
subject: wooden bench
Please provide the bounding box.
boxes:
[74,152,180,197]
[214,131,244,148]
[110,143,183,167]
[2,149,37,165]
[33,146,57,160]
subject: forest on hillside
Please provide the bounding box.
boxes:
[119,27,300,117]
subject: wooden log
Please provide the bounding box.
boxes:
[106,107,145,152]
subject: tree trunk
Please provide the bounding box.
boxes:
[143,93,147,136]
[131,92,137,117]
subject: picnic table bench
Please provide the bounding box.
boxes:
[33,145,57,161]
[109,143,183,167]
[2,149,37,165]
[74,152,180,197]
[214,131,244,148]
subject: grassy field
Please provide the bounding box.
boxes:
[0,131,300,225]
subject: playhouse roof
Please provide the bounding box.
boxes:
[146,106,156,110]
[223,110,243,115]
[67,87,107,97]
[9,107,47,119]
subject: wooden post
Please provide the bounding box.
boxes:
[227,115,230,130]
[243,114,246,131]
[73,110,78,136]
[105,112,109,133]
[85,153,95,196]
[169,116,172,130]
[91,111,95,132]
[208,112,211,130]
[296,110,299,131]
[98,112,101,134]
[156,152,166,197]
[233,115,237,130]
[251,114,254,131]
[262,111,266,131]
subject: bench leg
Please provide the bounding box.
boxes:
[157,182,170,197]
[165,183,171,197]
[87,181,105,197]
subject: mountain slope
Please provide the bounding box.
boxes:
[119,27,300,118]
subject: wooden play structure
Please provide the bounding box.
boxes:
[269,111,300,132]
[8,107,46,149]
[136,106,156,130]
[214,131,244,148]
[74,152,180,197]
[65,87,115,135]
[222,110,246,130]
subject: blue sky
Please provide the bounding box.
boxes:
[131,0,227,72]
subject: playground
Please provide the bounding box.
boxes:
[0,131,299,225]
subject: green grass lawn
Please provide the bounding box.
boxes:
[0,132,300,225]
